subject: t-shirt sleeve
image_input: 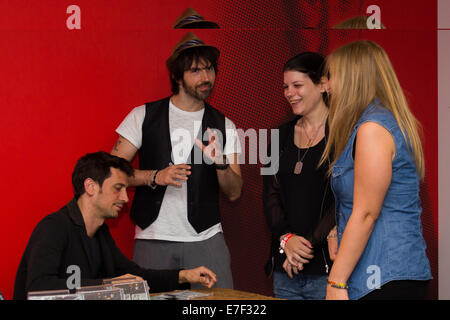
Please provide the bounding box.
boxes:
[223,117,242,156]
[115,105,146,149]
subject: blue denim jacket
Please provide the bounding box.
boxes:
[331,99,432,300]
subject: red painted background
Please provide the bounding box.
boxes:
[0,0,437,299]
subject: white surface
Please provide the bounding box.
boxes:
[438,0,450,299]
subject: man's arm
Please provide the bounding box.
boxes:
[111,135,192,188]
[110,135,152,187]
[103,226,216,292]
[216,153,243,201]
[194,128,243,201]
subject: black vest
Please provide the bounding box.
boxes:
[130,97,227,233]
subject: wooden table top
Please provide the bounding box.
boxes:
[152,288,281,300]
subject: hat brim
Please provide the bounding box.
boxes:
[175,20,220,29]
[167,44,220,66]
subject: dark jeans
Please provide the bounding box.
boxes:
[360,280,430,300]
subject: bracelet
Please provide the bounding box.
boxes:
[327,232,337,240]
[215,156,229,170]
[148,170,159,189]
[327,279,348,289]
[279,233,294,254]
[215,163,230,170]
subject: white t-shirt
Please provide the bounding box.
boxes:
[116,100,241,242]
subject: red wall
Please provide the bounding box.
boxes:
[0,0,438,299]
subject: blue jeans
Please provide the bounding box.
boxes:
[273,272,327,300]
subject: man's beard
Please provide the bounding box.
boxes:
[183,81,213,101]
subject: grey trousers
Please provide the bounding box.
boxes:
[133,232,234,289]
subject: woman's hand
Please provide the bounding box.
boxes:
[281,234,314,270]
[282,258,301,279]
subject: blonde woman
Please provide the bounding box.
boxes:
[321,40,432,300]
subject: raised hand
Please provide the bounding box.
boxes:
[194,127,226,165]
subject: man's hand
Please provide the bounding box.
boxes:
[179,266,217,288]
[194,127,225,165]
[107,274,144,284]
[195,127,243,201]
[155,164,191,188]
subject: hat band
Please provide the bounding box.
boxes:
[175,39,205,54]
[174,14,205,28]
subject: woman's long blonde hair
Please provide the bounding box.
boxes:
[320,40,425,180]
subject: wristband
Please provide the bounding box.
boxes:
[327,279,348,289]
[215,156,229,170]
[215,163,230,170]
[279,233,294,254]
[148,170,158,189]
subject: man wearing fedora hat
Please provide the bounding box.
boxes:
[110,32,242,289]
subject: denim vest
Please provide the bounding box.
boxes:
[331,99,432,300]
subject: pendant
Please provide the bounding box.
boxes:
[294,161,303,174]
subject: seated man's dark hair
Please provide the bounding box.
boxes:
[71,151,134,199]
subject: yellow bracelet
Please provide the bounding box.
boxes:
[327,279,348,289]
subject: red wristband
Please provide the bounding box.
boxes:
[279,233,294,253]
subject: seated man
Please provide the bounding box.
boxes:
[13,151,216,300]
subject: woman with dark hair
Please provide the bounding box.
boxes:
[263,52,337,300]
